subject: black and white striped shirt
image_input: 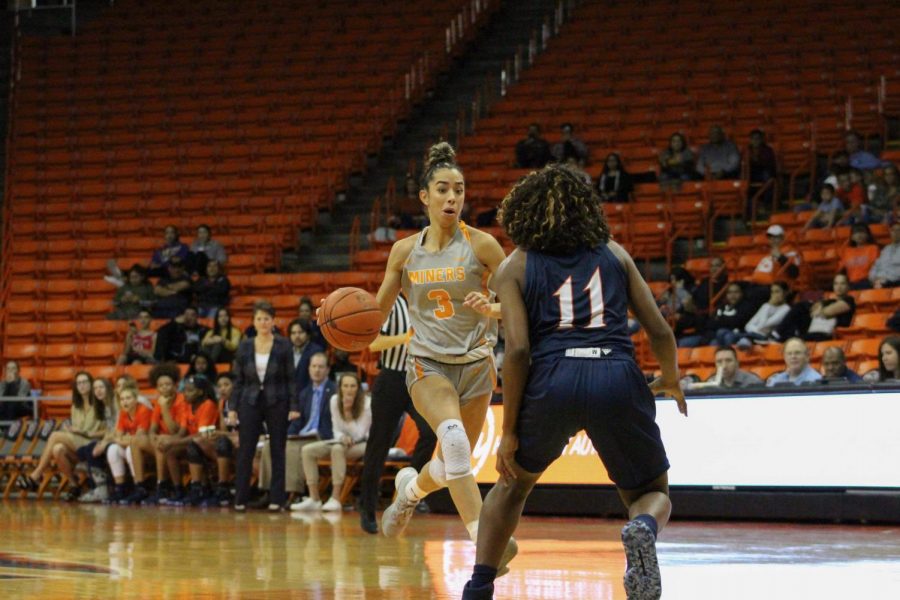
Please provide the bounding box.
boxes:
[380,294,410,372]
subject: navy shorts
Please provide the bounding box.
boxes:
[515,356,670,490]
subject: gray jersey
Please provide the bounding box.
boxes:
[401,223,497,363]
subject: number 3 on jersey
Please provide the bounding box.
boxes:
[553,267,605,329]
[427,289,455,320]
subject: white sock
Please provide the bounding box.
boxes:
[405,478,426,502]
[466,519,479,542]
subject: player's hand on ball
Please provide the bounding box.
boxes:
[496,433,520,485]
[650,377,688,416]
[463,292,491,315]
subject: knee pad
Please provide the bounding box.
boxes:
[437,419,471,480]
[428,457,448,488]
[215,436,234,458]
[186,441,205,465]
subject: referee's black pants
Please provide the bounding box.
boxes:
[358,368,437,514]
[235,396,288,507]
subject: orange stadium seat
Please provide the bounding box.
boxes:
[846,338,881,361]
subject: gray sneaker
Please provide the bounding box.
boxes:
[621,520,661,600]
[381,467,420,537]
[79,485,109,503]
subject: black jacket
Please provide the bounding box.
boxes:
[229,335,297,412]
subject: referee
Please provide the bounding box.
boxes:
[357,293,437,534]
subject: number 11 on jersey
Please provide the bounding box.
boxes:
[553,267,606,329]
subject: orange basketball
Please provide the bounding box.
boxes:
[319,287,383,352]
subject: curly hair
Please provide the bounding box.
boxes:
[419,142,463,189]
[149,362,182,388]
[498,164,610,255]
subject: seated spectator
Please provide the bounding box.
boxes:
[72,377,118,503]
[869,221,900,288]
[91,384,152,504]
[766,338,823,386]
[595,153,634,202]
[121,363,188,505]
[117,309,157,366]
[844,131,889,171]
[184,352,218,388]
[864,336,900,382]
[19,371,107,499]
[292,372,372,512]
[658,132,697,188]
[514,123,552,168]
[289,318,325,392]
[736,281,792,348]
[837,169,869,225]
[155,306,209,363]
[838,224,880,289]
[329,349,358,381]
[749,224,800,290]
[298,296,325,348]
[551,122,589,166]
[802,184,844,230]
[205,372,240,507]
[201,307,243,365]
[864,169,893,224]
[148,225,190,277]
[161,376,220,506]
[190,224,227,275]
[822,150,851,189]
[153,257,193,319]
[0,360,33,420]
[702,346,763,388]
[696,125,740,180]
[657,268,702,342]
[115,373,152,410]
[391,174,427,230]
[821,347,863,383]
[691,256,728,313]
[108,265,155,320]
[681,283,755,347]
[774,274,855,342]
[747,129,776,184]
[194,260,231,319]
[880,166,900,218]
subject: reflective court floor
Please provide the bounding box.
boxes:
[1,502,899,599]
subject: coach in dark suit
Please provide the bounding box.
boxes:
[227,301,296,511]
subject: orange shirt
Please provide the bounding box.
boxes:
[183,399,220,435]
[839,245,880,283]
[116,404,152,435]
[151,395,187,435]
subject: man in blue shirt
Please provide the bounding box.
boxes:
[766,338,823,386]
[821,347,863,383]
[845,131,889,171]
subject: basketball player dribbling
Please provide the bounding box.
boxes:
[461,165,688,600]
[372,142,517,570]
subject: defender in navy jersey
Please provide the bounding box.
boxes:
[463,165,687,600]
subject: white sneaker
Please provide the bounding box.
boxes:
[321,497,342,512]
[290,497,322,512]
[381,467,420,537]
[78,486,109,503]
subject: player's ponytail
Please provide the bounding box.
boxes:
[420,142,462,189]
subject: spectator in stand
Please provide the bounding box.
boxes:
[844,131,889,171]
[774,274,855,342]
[115,373,151,409]
[657,268,702,344]
[821,347,863,383]
[747,129,777,184]
[155,306,208,364]
[691,256,728,313]
[837,169,869,225]
[92,384,152,504]
[750,225,800,287]
[207,372,239,507]
[108,265,155,320]
[329,349,358,381]
[838,224,880,289]
[514,123,552,168]
[121,363,187,505]
[696,125,740,180]
[185,352,217,387]
[869,221,900,288]
[297,296,325,348]
[0,360,32,420]
[201,307,243,365]
[153,256,193,319]
[117,309,157,365]
[293,372,372,512]
[20,371,107,499]
[288,318,324,392]
[680,283,754,347]
[735,281,792,349]
[881,166,900,219]
[595,153,634,202]
[704,346,763,388]
[766,337,822,386]
[864,336,900,382]
[194,260,231,319]
[148,225,190,277]
[161,376,220,506]
[658,132,697,189]
[802,184,844,230]
[822,151,851,190]
[190,224,227,275]
[864,170,894,224]
[551,122,589,166]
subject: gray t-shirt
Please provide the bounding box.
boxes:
[706,369,764,388]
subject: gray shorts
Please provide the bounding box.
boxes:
[405,355,497,406]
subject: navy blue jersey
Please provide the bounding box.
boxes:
[523,244,634,360]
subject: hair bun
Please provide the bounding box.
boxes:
[424,142,457,171]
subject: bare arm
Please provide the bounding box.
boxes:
[368,333,409,353]
[464,228,509,319]
[374,237,415,321]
